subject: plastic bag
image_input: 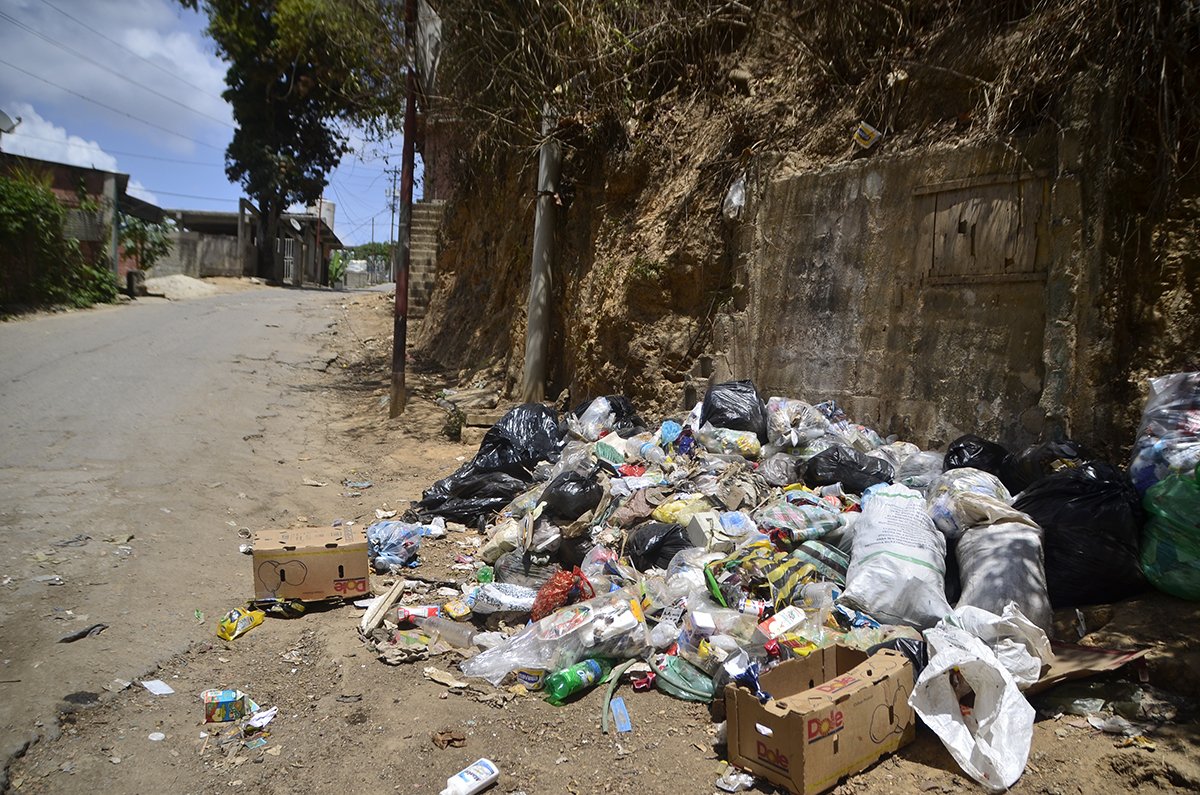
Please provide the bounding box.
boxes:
[472,403,564,478]
[803,443,894,495]
[757,453,802,486]
[1129,371,1200,494]
[868,441,922,471]
[367,521,423,572]
[839,483,951,628]
[926,468,1013,540]
[722,174,746,220]
[566,396,615,441]
[999,440,1093,495]
[479,517,523,564]
[943,434,1011,478]
[542,469,603,520]
[956,513,1052,634]
[895,451,946,494]
[413,468,530,524]
[531,567,596,622]
[764,397,828,448]
[1139,462,1200,600]
[700,380,769,444]
[651,492,711,525]
[698,422,761,458]
[460,588,651,685]
[909,623,1035,792]
[493,550,562,590]
[1012,462,1146,608]
[471,582,539,615]
[752,499,840,546]
[627,522,696,572]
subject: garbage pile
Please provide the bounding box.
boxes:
[356,374,1200,795]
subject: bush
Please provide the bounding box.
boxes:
[0,166,118,310]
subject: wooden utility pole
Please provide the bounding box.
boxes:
[389,0,418,417]
[521,108,561,403]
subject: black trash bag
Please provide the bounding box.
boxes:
[803,443,893,494]
[472,403,565,478]
[542,469,603,520]
[758,453,803,487]
[699,380,769,443]
[944,434,1011,477]
[1012,462,1147,608]
[867,638,929,679]
[411,465,529,525]
[626,521,696,572]
[943,536,962,605]
[492,550,562,590]
[999,440,1095,495]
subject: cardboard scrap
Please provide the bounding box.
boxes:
[1024,643,1149,696]
[431,730,466,749]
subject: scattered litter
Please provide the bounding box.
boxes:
[424,667,469,689]
[302,478,328,487]
[217,608,264,641]
[247,706,278,729]
[30,575,64,586]
[51,534,91,547]
[141,680,175,696]
[345,480,374,490]
[431,729,467,749]
[57,623,107,643]
[148,732,166,742]
[204,690,259,722]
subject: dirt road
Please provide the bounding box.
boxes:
[2,283,1198,795]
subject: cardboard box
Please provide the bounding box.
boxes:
[252,526,369,602]
[725,646,915,795]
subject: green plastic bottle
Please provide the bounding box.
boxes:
[543,658,613,704]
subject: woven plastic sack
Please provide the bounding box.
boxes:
[531,567,596,622]
[752,499,840,546]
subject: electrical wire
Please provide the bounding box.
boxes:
[4,132,224,165]
[0,57,225,150]
[36,0,228,104]
[0,9,235,129]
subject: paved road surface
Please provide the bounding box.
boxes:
[0,287,359,773]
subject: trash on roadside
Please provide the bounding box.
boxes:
[431,729,467,749]
[1139,461,1200,600]
[141,679,175,696]
[217,607,265,641]
[726,647,915,795]
[440,758,499,795]
[203,689,259,723]
[57,623,108,643]
[252,525,368,601]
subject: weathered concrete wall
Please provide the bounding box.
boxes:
[155,231,242,278]
[707,128,1109,452]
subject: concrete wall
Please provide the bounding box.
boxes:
[155,231,242,278]
[708,127,1104,451]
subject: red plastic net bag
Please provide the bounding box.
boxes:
[530,567,595,622]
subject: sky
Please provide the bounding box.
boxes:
[0,0,416,247]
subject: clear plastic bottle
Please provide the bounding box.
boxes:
[440,758,499,795]
[543,657,612,704]
[639,441,668,465]
[413,616,478,648]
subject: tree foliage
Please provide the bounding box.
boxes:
[0,166,117,310]
[120,216,175,272]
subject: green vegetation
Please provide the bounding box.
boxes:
[120,215,174,272]
[0,166,118,311]
[328,250,347,282]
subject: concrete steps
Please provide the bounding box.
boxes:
[406,200,445,319]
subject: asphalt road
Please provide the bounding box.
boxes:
[0,287,359,777]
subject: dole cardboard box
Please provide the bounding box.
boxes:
[725,645,915,795]
[252,526,369,602]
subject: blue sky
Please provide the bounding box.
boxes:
[0,0,417,247]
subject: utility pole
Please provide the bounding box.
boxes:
[385,167,399,282]
[315,195,323,286]
[389,0,417,418]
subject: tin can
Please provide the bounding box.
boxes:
[515,668,547,690]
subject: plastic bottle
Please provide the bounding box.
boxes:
[440,758,499,795]
[543,657,613,704]
[639,441,668,465]
[413,616,478,648]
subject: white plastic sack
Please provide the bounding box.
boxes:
[722,174,746,220]
[910,624,1035,792]
[926,468,1012,539]
[956,513,1053,635]
[948,604,1054,689]
[839,483,951,628]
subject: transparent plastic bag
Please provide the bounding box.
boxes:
[764,396,828,448]
[460,588,651,686]
[895,451,945,494]
[926,468,1013,540]
[566,396,616,442]
[1129,371,1200,495]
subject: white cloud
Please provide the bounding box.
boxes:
[2,103,118,172]
[125,180,158,206]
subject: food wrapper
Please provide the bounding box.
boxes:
[217,607,264,641]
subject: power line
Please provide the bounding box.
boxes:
[37,0,228,104]
[0,57,225,150]
[5,132,224,165]
[0,9,235,129]
[144,189,239,202]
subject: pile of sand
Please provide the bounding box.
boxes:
[143,274,219,301]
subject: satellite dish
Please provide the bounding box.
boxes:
[0,110,21,134]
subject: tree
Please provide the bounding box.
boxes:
[120,216,174,272]
[181,1,385,280]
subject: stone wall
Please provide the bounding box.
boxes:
[154,231,243,278]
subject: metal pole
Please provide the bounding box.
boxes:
[520,108,561,403]
[389,0,418,418]
[315,195,322,286]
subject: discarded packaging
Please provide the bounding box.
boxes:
[725,646,915,795]
[217,607,264,642]
[252,525,369,601]
[203,689,259,723]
